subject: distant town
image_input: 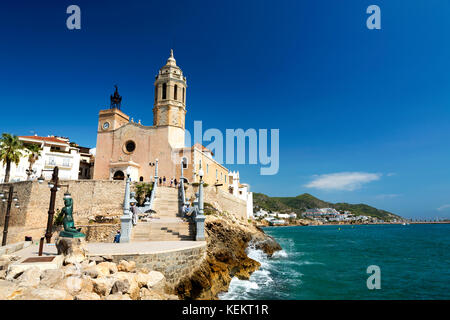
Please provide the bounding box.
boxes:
[253,207,449,226]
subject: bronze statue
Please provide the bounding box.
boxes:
[110,85,122,109]
[59,194,85,238]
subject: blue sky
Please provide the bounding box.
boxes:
[1,1,449,219]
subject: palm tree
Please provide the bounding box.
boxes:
[0,133,25,183]
[24,143,42,180]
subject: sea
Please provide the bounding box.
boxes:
[218,223,450,300]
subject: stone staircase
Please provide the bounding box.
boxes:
[131,187,195,241]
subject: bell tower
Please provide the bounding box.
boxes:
[153,49,187,129]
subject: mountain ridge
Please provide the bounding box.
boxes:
[253,192,403,221]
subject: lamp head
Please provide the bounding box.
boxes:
[37,173,45,184]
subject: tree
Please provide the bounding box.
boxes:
[24,143,42,180]
[0,133,25,183]
[134,183,153,206]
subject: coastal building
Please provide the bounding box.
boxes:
[228,171,253,219]
[0,135,83,182]
[92,50,253,207]
[77,145,95,180]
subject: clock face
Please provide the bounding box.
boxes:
[103,122,110,130]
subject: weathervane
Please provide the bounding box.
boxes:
[110,85,122,109]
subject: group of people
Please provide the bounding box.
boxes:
[158,176,179,188]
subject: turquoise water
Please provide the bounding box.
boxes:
[219,224,450,300]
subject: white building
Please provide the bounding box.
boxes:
[228,171,253,219]
[0,135,82,183]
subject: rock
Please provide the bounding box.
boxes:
[63,264,82,278]
[139,287,178,300]
[74,292,101,300]
[0,279,20,300]
[40,269,65,287]
[111,279,130,294]
[80,260,96,268]
[15,267,41,288]
[117,260,136,272]
[92,277,115,296]
[13,287,73,300]
[97,262,118,275]
[55,237,87,265]
[252,238,282,257]
[55,276,92,296]
[100,255,114,262]
[5,267,24,281]
[175,215,281,300]
[105,292,132,300]
[82,266,100,279]
[88,256,105,264]
[113,272,139,299]
[145,271,165,289]
[137,267,150,274]
[139,287,161,300]
[0,257,10,271]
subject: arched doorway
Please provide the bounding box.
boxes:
[113,170,125,180]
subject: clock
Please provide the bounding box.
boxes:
[102,122,110,130]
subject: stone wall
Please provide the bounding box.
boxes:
[185,185,247,220]
[0,180,125,245]
[87,243,207,291]
[80,224,120,243]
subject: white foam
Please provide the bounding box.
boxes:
[272,250,288,258]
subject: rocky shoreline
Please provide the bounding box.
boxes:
[0,212,281,300]
[175,213,281,300]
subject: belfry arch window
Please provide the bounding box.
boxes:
[155,86,158,102]
[162,83,167,99]
[174,84,178,100]
[182,87,185,103]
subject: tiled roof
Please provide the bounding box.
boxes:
[19,136,69,144]
[192,143,214,155]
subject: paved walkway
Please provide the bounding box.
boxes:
[12,241,206,260]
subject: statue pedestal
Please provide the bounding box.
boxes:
[59,230,85,238]
[195,215,206,241]
[120,214,132,243]
[55,236,87,265]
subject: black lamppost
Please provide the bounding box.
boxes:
[0,186,20,246]
[37,166,68,243]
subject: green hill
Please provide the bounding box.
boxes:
[253,193,402,221]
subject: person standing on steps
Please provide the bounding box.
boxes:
[170,178,174,188]
[159,177,162,186]
[174,178,178,188]
[163,176,166,186]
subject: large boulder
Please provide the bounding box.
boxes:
[105,292,132,300]
[62,264,82,278]
[92,277,115,297]
[117,260,136,272]
[96,262,118,276]
[82,266,100,279]
[40,269,65,287]
[12,287,73,300]
[15,267,42,288]
[111,272,139,299]
[111,279,130,295]
[135,271,165,290]
[55,237,87,265]
[54,276,93,296]
[0,279,20,300]
[74,292,101,300]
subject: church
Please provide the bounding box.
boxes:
[93,50,250,205]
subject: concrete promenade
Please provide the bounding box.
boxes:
[12,241,206,259]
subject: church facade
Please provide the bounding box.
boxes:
[93,50,239,195]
